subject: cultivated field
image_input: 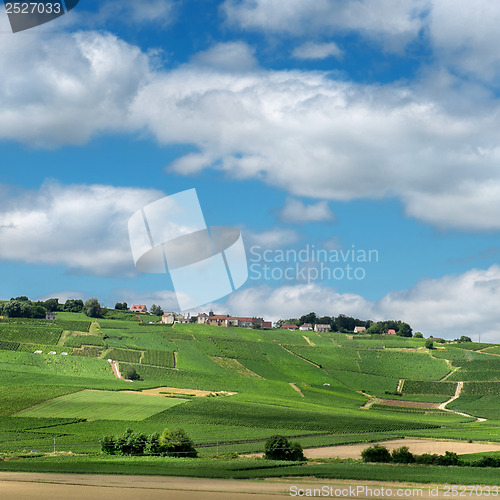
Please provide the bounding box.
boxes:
[0,313,499,486]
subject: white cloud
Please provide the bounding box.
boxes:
[223,265,500,342]
[190,41,258,72]
[0,30,151,146]
[4,29,500,229]
[0,182,163,276]
[292,41,343,60]
[243,228,300,249]
[222,0,429,52]
[280,198,335,224]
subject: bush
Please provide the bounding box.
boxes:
[264,435,305,461]
[101,429,146,455]
[391,446,414,464]
[425,339,434,349]
[124,366,141,381]
[100,435,116,454]
[159,428,198,458]
[361,444,391,463]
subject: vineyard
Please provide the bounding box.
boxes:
[0,312,498,462]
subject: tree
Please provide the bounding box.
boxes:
[299,312,317,326]
[391,446,414,463]
[115,302,128,311]
[264,435,305,461]
[64,299,84,313]
[150,304,164,316]
[459,335,472,343]
[425,339,434,350]
[159,428,197,457]
[43,298,60,312]
[361,444,391,463]
[84,298,102,318]
[124,366,140,381]
[396,321,413,338]
[414,332,423,338]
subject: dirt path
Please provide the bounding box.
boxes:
[0,472,492,500]
[438,381,463,410]
[302,336,315,346]
[289,382,305,397]
[396,378,404,392]
[108,360,131,382]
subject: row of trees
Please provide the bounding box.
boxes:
[277,312,413,337]
[0,296,84,318]
[101,428,197,457]
[361,443,500,468]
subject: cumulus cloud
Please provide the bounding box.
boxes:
[292,41,343,60]
[223,266,500,342]
[0,30,152,146]
[4,28,500,229]
[222,0,429,52]
[190,41,258,72]
[280,198,335,224]
[0,182,163,276]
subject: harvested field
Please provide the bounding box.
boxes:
[303,439,500,459]
[123,386,237,397]
[0,473,492,500]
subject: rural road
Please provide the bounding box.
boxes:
[0,472,492,500]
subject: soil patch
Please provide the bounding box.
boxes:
[123,386,237,397]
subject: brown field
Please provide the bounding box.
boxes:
[0,473,492,500]
[123,386,237,397]
[244,438,500,460]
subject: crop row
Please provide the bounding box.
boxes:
[0,325,62,344]
[141,350,175,368]
[403,380,457,396]
[107,348,142,364]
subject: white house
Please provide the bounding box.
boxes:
[299,323,313,331]
[314,324,330,333]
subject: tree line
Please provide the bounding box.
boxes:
[277,312,413,337]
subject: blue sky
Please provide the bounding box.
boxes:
[2,0,500,340]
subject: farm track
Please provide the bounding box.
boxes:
[278,344,329,374]
[289,382,305,397]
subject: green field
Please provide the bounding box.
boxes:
[16,389,188,421]
[0,313,499,481]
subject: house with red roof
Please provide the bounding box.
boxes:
[131,304,147,313]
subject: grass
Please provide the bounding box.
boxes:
[16,389,189,421]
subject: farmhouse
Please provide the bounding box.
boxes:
[354,326,366,333]
[280,324,298,330]
[207,315,230,327]
[196,313,208,324]
[384,329,397,335]
[131,304,147,313]
[299,323,313,331]
[161,313,175,324]
[314,324,330,332]
[45,312,56,320]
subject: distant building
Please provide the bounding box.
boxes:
[207,314,230,327]
[131,304,147,313]
[261,321,272,329]
[161,313,175,324]
[280,324,298,330]
[45,312,56,321]
[384,329,397,335]
[197,313,208,324]
[299,323,313,331]
[354,326,366,333]
[314,324,330,333]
